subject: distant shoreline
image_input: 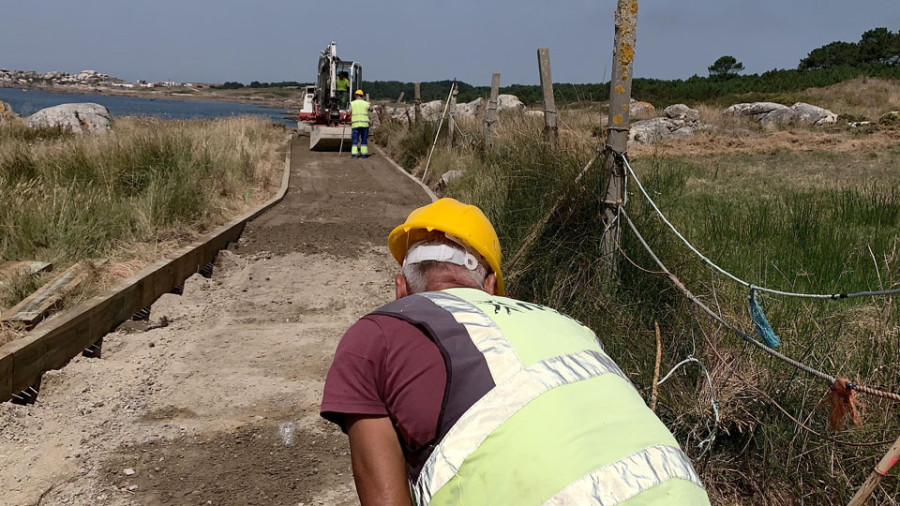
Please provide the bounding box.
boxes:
[0,83,300,110]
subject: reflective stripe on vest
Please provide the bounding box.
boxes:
[420,291,522,381]
[413,348,629,505]
[542,444,704,505]
[351,99,369,127]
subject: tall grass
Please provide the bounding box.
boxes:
[0,116,283,314]
[379,110,900,504]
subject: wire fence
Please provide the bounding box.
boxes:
[620,155,900,300]
[617,174,900,403]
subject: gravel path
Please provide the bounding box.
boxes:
[0,138,430,505]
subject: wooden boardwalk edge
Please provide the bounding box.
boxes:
[0,135,294,401]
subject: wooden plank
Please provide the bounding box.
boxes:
[0,351,11,400]
[25,308,92,383]
[1,263,86,329]
[0,135,294,402]
[4,329,50,395]
[90,288,137,339]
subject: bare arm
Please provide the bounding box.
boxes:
[346,415,413,506]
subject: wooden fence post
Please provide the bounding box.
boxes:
[447,82,458,148]
[537,48,558,148]
[484,72,501,150]
[599,0,638,274]
[396,91,405,103]
[414,82,421,124]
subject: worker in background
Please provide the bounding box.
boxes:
[350,89,370,159]
[335,71,351,107]
[321,198,711,505]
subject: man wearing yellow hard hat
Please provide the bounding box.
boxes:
[350,89,370,159]
[321,198,710,505]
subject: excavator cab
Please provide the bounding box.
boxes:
[313,42,362,126]
[306,42,363,150]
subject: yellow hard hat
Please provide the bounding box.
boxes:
[354,89,364,96]
[389,198,504,295]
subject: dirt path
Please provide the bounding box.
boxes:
[0,138,431,506]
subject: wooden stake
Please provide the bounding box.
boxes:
[537,48,558,148]
[651,320,662,412]
[414,82,421,124]
[484,72,500,150]
[600,0,639,276]
[848,433,900,506]
[396,91,405,103]
[447,83,458,148]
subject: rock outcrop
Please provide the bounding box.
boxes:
[454,98,482,120]
[496,94,525,112]
[379,94,527,125]
[438,169,464,190]
[790,102,838,126]
[629,100,655,119]
[663,104,700,122]
[0,68,114,87]
[26,103,113,133]
[630,104,708,144]
[723,102,837,130]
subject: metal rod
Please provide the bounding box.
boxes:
[422,81,456,183]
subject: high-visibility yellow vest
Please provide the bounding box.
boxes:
[350,98,369,128]
[373,288,711,505]
[336,77,350,92]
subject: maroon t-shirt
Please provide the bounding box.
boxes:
[321,314,446,450]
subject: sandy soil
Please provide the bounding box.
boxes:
[0,138,430,505]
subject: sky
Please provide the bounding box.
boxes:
[2,1,899,87]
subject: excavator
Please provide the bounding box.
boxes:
[298,42,362,150]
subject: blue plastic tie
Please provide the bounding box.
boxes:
[748,287,781,348]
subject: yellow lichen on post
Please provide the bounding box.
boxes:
[613,114,624,125]
[631,1,638,15]
[619,43,635,65]
[615,85,626,94]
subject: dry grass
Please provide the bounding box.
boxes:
[799,77,900,120]
[0,116,285,344]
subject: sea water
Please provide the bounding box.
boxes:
[0,87,292,125]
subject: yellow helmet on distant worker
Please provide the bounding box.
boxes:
[354,89,364,96]
[388,198,504,295]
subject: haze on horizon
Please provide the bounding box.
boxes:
[2,1,898,87]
